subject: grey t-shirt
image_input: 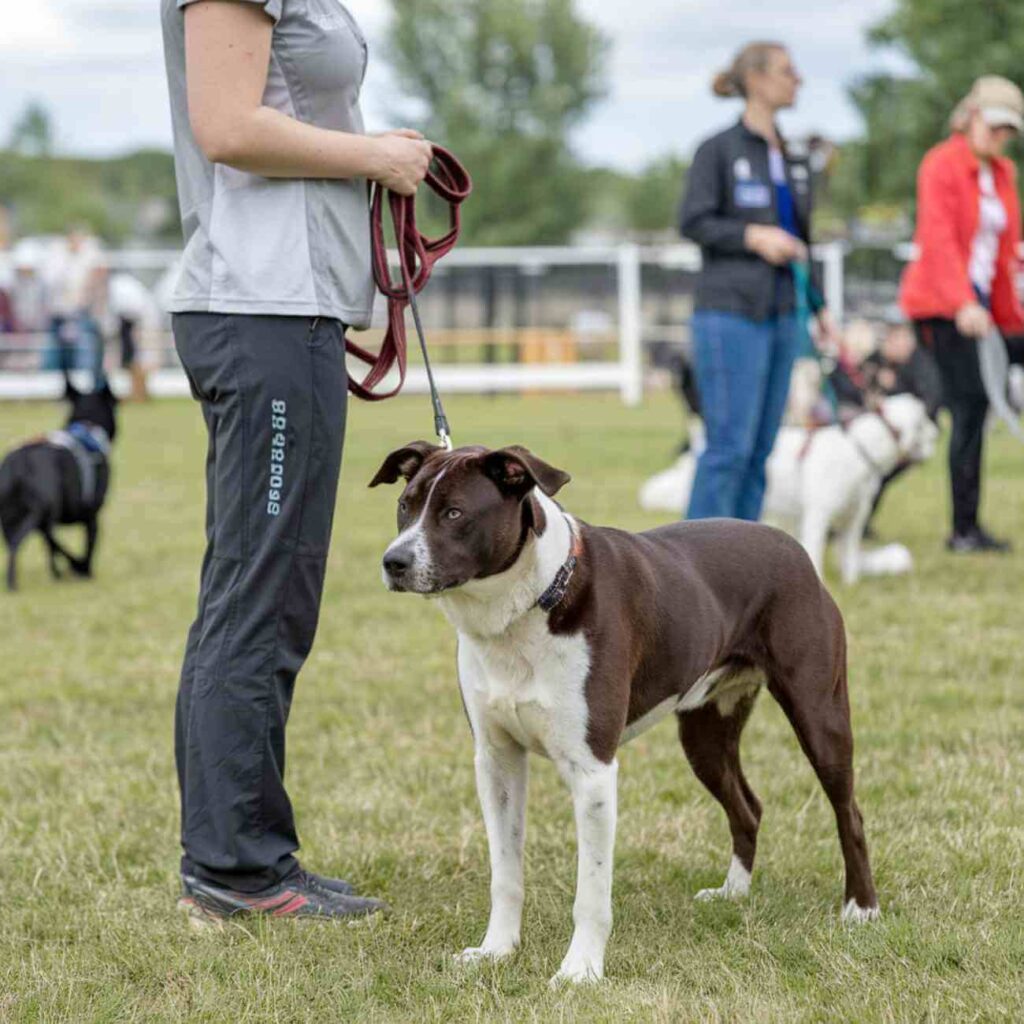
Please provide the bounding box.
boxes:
[161,0,374,325]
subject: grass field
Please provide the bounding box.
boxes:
[1,391,1022,1023]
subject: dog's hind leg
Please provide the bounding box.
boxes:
[5,513,41,591]
[68,518,98,577]
[678,690,761,901]
[41,525,70,579]
[766,603,879,922]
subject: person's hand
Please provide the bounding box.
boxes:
[744,224,807,265]
[371,132,433,195]
[814,307,842,352]
[955,301,992,339]
[876,367,897,391]
[376,128,426,141]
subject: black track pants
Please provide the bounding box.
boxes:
[172,313,347,892]
[913,318,988,537]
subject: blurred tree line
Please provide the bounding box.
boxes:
[827,0,1024,225]
[2,0,1020,248]
[0,103,180,244]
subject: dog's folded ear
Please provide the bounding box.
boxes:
[483,446,571,498]
[369,441,442,487]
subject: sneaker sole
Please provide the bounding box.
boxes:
[177,893,385,929]
[177,896,225,932]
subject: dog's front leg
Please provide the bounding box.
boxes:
[838,495,873,585]
[799,509,830,579]
[551,758,618,986]
[456,735,528,964]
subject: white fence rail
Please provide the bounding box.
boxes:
[0,241,847,404]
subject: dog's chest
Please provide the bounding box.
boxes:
[458,616,591,760]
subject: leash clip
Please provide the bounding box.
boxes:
[438,428,453,452]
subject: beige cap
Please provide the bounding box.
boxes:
[965,75,1024,131]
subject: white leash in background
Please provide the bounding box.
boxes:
[978,329,1024,442]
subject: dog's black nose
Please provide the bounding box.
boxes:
[383,550,412,577]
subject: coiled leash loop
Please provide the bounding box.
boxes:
[346,144,472,450]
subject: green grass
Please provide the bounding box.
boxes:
[1,392,1022,1023]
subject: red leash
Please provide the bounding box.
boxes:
[346,145,472,416]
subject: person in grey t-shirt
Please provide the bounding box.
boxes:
[162,0,431,923]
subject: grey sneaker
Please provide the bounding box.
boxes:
[303,870,355,896]
[946,527,1012,553]
[178,871,386,927]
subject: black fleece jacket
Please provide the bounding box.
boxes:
[680,119,823,322]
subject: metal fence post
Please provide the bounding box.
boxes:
[819,241,845,324]
[617,242,642,406]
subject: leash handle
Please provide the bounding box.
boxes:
[348,145,472,408]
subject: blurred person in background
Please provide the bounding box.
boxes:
[861,314,943,419]
[680,40,839,521]
[900,75,1024,553]
[162,0,431,924]
[104,270,161,401]
[827,316,943,424]
[825,318,879,421]
[857,315,944,538]
[39,226,106,373]
[0,206,16,333]
[11,251,47,353]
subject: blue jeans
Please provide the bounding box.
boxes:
[41,313,101,373]
[687,310,799,521]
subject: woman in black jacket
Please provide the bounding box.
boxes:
[680,41,835,520]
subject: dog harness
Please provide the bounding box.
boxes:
[846,410,902,476]
[537,516,584,612]
[797,406,902,475]
[46,422,110,508]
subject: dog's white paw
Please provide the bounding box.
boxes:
[694,856,751,901]
[454,943,515,965]
[841,899,881,924]
[694,883,746,901]
[549,955,603,987]
[860,543,913,577]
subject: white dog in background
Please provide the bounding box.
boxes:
[639,393,938,584]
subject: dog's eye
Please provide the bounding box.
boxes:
[398,500,409,515]
[444,508,462,521]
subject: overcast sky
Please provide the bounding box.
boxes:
[0,0,911,171]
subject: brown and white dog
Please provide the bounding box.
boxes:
[371,442,879,984]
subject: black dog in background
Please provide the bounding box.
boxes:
[0,376,117,591]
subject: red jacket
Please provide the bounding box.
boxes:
[900,132,1024,333]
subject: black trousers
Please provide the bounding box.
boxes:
[119,317,137,368]
[913,318,988,536]
[173,313,348,892]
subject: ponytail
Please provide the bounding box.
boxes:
[712,70,741,98]
[711,41,785,100]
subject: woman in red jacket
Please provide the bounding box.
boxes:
[900,76,1024,553]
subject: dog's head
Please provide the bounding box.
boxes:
[879,393,938,463]
[369,442,571,594]
[64,377,119,441]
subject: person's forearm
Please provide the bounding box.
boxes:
[198,105,384,180]
[680,213,748,254]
